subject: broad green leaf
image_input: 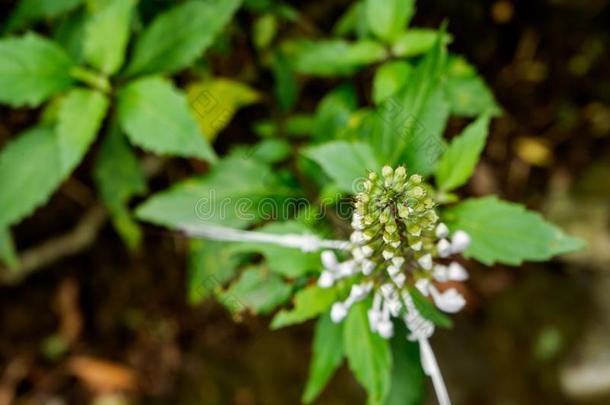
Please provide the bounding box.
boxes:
[187,78,261,142]
[253,13,277,49]
[391,29,451,58]
[136,155,287,229]
[313,83,357,141]
[117,76,216,161]
[0,228,19,269]
[302,314,345,403]
[229,221,321,278]
[435,114,491,191]
[271,285,338,329]
[124,0,242,76]
[365,0,414,42]
[4,0,83,32]
[83,0,135,74]
[93,126,146,249]
[304,141,381,193]
[373,61,413,104]
[272,50,298,111]
[188,239,242,304]
[370,27,448,173]
[56,88,109,173]
[408,287,452,328]
[0,33,75,107]
[386,327,425,405]
[344,301,392,405]
[288,39,387,76]
[333,1,367,39]
[444,196,587,266]
[0,127,63,227]
[220,266,291,315]
[53,8,88,62]
[446,56,501,117]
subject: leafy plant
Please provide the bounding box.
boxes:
[0,0,585,404]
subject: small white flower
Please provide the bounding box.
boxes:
[418,254,433,270]
[435,222,449,238]
[318,271,335,288]
[387,264,401,276]
[321,250,338,270]
[411,241,423,251]
[368,309,381,331]
[351,213,364,230]
[352,247,365,260]
[433,264,448,282]
[382,250,394,260]
[390,241,400,248]
[436,239,451,258]
[350,231,365,244]
[361,259,375,275]
[451,230,471,253]
[331,302,348,322]
[447,262,468,281]
[392,273,406,288]
[377,320,394,339]
[391,256,405,267]
[430,287,466,313]
[361,245,374,257]
[350,282,373,301]
[415,278,431,296]
[338,261,358,277]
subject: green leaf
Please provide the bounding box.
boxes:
[232,139,291,164]
[302,314,345,403]
[0,127,63,227]
[386,329,425,405]
[272,50,299,111]
[365,0,414,42]
[0,33,75,107]
[117,76,216,161]
[186,78,261,142]
[229,221,321,277]
[56,88,109,173]
[253,13,277,49]
[344,301,392,405]
[0,228,19,269]
[408,287,452,328]
[53,8,88,62]
[304,141,380,193]
[288,39,387,77]
[221,266,291,315]
[313,83,357,141]
[136,155,286,229]
[271,285,338,329]
[391,29,451,58]
[83,0,135,75]
[188,239,242,304]
[444,196,587,266]
[124,0,242,76]
[4,0,83,32]
[373,61,413,105]
[446,56,501,117]
[94,126,147,250]
[435,114,491,191]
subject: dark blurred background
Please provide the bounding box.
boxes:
[1,0,610,404]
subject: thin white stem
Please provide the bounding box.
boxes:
[419,338,451,405]
[181,223,351,252]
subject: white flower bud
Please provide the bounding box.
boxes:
[361,245,374,257]
[415,279,431,296]
[390,241,400,248]
[392,273,406,287]
[431,287,466,313]
[361,260,375,275]
[352,247,364,260]
[368,309,381,331]
[387,264,400,276]
[382,250,394,260]
[433,264,448,282]
[331,302,348,323]
[451,230,471,253]
[351,213,364,230]
[381,165,393,178]
[391,256,405,267]
[318,271,335,288]
[411,241,423,251]
[447,262,468,281]
[376,320,394,339]
[321,250,338,270]
[435,222,449,238]
[350,231,365,244]
[417,254,433,270]
[436,239,452,258]
[350,283,373,301]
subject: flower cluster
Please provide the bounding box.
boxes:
[318,166,471,339]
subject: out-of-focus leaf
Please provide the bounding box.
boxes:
[313,84,357,141]
[187,78,260,142]
[229,221,321,278]
[0,228,19,269]
[391,29,451,58]
[94,126,146,250]
[53,8,88,62]
[304,141,381,193]
[332,1,363,37]
[0,127,63,227]
[446,55,501,117]
[365,0,414,42]
[302,314,344,403]
[253,13,277,49]
[124,0,242,76]
[444,196,587,266]
[344,301,392,405]
[117,76,216,161]
[136,155,288,229]
[373,60,413,104]
[0,33,75,107]
[435,114,491,191]
[83,0,135,75]
[272,50,299,111]
[188,239,242,304]
[288,39,387,77]
[4,0,83,32]
[271,285,338,329]
[56,88,109,173]
[232,139,291,163]
[386,325,425,405]
[221,266,291,315]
